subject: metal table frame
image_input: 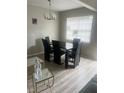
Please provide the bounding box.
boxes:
[32,69,54,93]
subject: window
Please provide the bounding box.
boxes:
[66,16,93,43]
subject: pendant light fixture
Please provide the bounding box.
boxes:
[44,0,56,20]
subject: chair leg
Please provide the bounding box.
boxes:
[65,53,68,68]
[44,53,50,61]
[73,58,76,68]
[54,56,61,65]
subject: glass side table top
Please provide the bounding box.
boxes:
[27,57,45,77]
[33,68,53,83]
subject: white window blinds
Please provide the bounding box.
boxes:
[66,16,93,43]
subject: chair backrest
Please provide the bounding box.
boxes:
[52,40,61,53]
[42,39,51,52]
[45,36,50,43]
[73,38,80,49]
[71,38,80,56]
[52,40,65,64]
[59,41,66,49]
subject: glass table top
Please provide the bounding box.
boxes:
[27,57,54,83]
[27,57,45,76]
[34,68,53,83]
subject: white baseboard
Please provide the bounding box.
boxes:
[28,52,44,57]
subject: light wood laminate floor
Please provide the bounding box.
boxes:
[27,57,97,93]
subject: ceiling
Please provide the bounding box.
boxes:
[27,0,97,12]
[80,0,97,10]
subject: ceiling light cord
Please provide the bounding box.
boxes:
[44,0,56,20]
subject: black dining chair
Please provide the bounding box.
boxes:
[52,40,66,65]
[42,39,53,61]
[66,38,81,68]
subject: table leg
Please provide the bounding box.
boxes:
[48,79,52,93]
[32,75,37,93]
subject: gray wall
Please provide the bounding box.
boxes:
[27,5,59,55]
[59,8,97,60]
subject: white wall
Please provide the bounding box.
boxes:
[27,5,59,55]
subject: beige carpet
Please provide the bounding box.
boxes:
[27,57,97,93]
